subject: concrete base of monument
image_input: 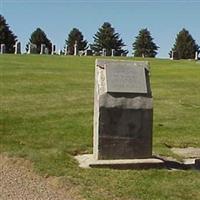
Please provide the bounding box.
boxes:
[75,154,165,169]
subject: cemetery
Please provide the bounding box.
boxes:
[0,4,200,200]
[1,53,200,200]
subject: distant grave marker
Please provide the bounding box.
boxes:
[74,41,78,56]
[51,44,56,55]
[111,49,115,57]
[40,44,45,54]
[14,41,21,54]
[0,44,6,54]
[195,51,198,60]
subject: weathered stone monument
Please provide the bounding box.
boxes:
[94,59,153,160]
[14,41,21,54]
[75,59,164,169]
[0,44,6,54]
[40,44,45,54]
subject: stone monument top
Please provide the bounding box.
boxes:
[105,61,147,93]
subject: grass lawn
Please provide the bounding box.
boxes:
[1,54,200,200]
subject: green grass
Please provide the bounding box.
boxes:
[1,54,200,200]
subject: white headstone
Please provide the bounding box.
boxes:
[44,47,49,54]
[64,45,68,55]
[14,41,21,54]
[111,49,115,57]
[171,51,173,60]
[27,44,31,54]
[74,41,78,56]
[51,44,56,55]
[40,44,45,54]
[195,51,198,60]
[0,44,6,54]
[102,48,106,56]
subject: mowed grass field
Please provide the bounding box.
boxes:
[1,54,200,200]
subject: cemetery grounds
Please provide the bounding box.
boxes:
[0,54,200,200]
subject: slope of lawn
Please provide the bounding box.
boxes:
[1,54,200,200]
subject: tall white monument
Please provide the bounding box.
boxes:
[14,41,21,54]
[64,45,68,55]
[40,44,45,54]
[74,41,78,56]
[0,44,6,54]
[51,44,56,55]
[195,51,198,60]
[111,49,115,57]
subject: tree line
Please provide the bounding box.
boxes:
[0,14,199,59]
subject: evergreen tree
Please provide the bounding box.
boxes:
[65,28,88,55]
[0,14,17,53]
[132,28,159,57]
[170,28,199,59]
[91,22,128,56]
[26,28,52,54]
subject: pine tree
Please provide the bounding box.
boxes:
[65,28,88,55]
[132,28,159,57]
[0,14,17,53]
[91,22,128,56]
[26,28,52,54]
[170,28,199,59]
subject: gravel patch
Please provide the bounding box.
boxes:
[0,154,79,200]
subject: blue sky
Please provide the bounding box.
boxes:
[1,0,199,57]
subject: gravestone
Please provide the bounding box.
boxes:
[111,49,115,57]
[0,44,6,54]
[94,59,153,160]
[14,41,21,54]
[27,44,31,54]
[44,47,49,54]
[51,44,56,55]
[58,49,61,55]
[40,44,45,54]
[64,45,68,55]
[27,43,37,54]
[102,48,106,56]
[74,41,78,56]
[85,49,93,56]
[170,50,174,60]
[195,51,198,60]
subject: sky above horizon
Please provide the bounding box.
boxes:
[0,0,199,58]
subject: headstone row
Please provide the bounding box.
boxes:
[1,42,198,59]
